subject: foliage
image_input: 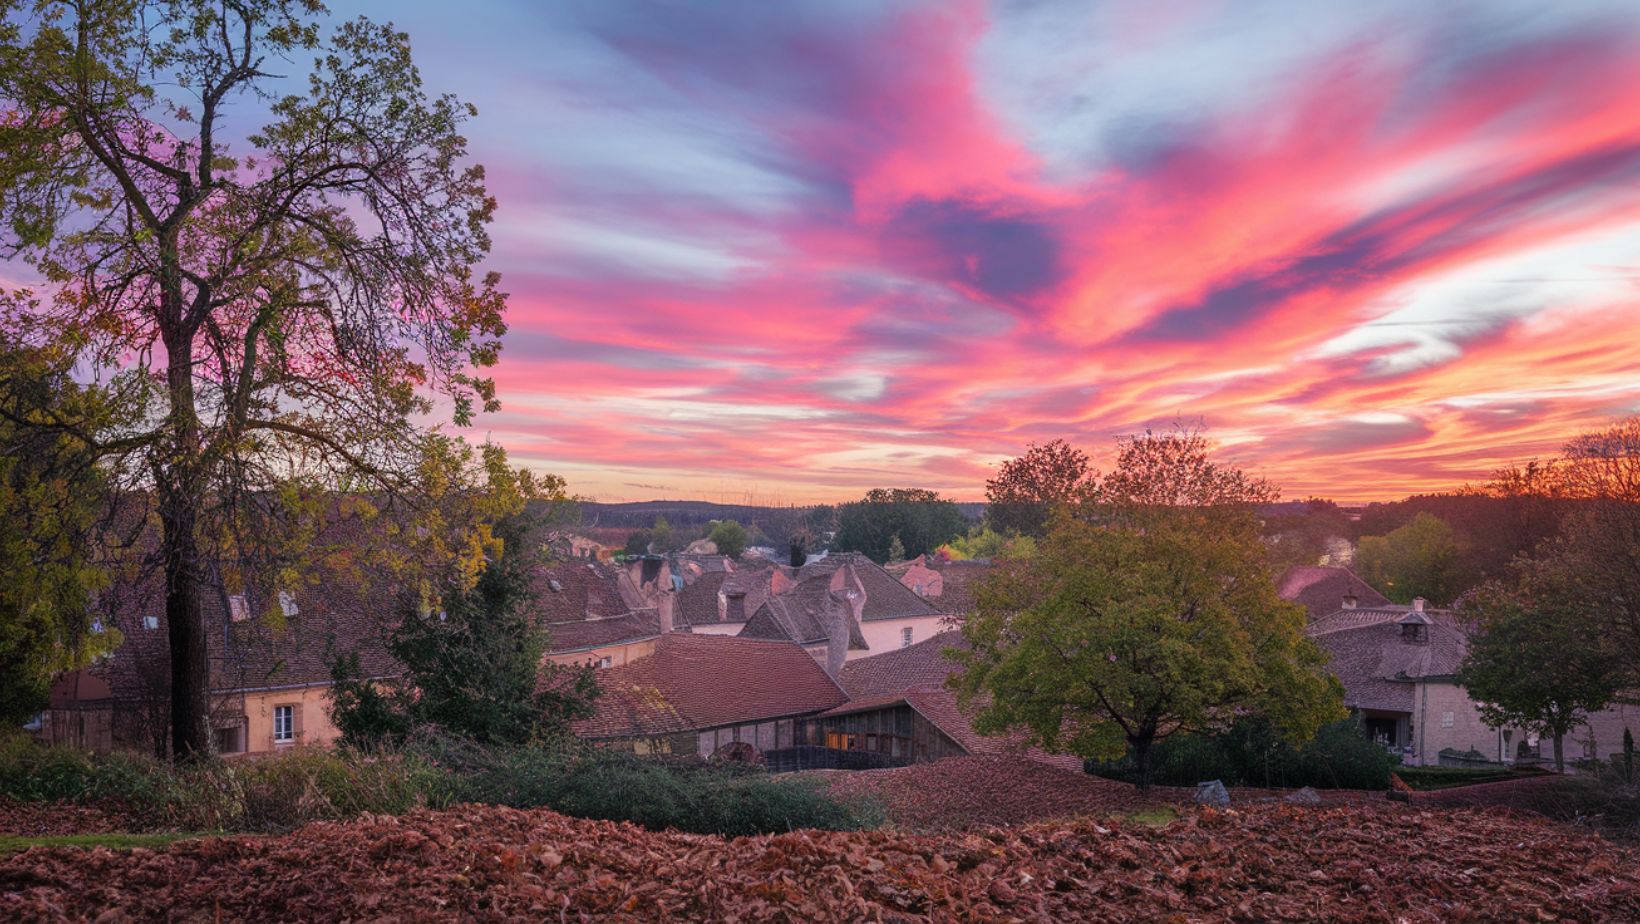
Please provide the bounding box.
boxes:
[1456,581,1622,772]
[940,526,1036,562]
[886,533,906,563]
[451,746,879,837]
[0,345,130,725]
[707,519,748,559]
[330,519,599,748]
[1391,765,1547,791]
[0,0,511,756]
[1261,498,1354,571]
[1087,717,1395,790]
[1354,491,1570,593]
[833,488,967,564]
[1488,417,1640,685]
[0,733,447,832]
[1354,512,1462,605]
[951,429,1344,786]
[984,439,1095,537]
[622,529,652,557]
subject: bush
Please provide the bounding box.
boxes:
[449,745,881,837]
[1394,764,1549,791]
[1087,717,1395,790]
[0,734,447,832]
[0,733,880,837]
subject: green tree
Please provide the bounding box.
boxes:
[330,519,598,748]
[833,488,967,564]
[1355,513,1462,604]
[985,438,1095,537]
[0,345,128,725]
[943,526,1036,561]
[707,519,748,559]
[951,430,1344,787]
[622,529,652,558]
[647,516,682,553]
[1456,580,1621,772]
[0,1,508,755]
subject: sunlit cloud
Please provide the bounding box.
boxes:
[339,0,1640,503]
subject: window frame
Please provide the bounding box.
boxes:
[272,705,295,743]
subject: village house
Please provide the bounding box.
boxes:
[672,560,781,637]
[887,555,994,618]
[1298,587,1637,767]
[571,633,850,757]
[737,552,949,659]
[1276,564,1391,620]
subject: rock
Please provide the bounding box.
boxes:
[1284,787,1322,806]
[1194,780,1230,807]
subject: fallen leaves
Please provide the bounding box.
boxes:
[1,795,1637,922]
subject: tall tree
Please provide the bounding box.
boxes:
[1456,580,1621,772]
[833,488,967,564]
[1355,512,1462,605]
[985,438,1094,537]
[951,431,1343,787]
[0,1,508,755]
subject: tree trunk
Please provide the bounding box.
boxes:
[1552,733,1565,774]
[161,319,211,759]
[1131,733,1155,791]
[161,496,211,758]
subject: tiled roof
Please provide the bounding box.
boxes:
[793,553,942,621]
[839,630,968,698]
[738,576,867,650]
[818,684,1081,771]
[1277,566,1391,620]
[530,561,643,625]
[675,569,772,628]
[545,610,663,653]
[1306,608,1469,713]
[572,634,849,739]
[926,560,993,617]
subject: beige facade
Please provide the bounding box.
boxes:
[229,684,345,755]
[854,615,953,661]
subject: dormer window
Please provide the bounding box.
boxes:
[143,615,159,631]
[278,591,298,618]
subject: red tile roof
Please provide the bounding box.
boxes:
[1277,565,1391,620]
[839,629,968,698]
[818,684,1081,771]
[573,634,849,739]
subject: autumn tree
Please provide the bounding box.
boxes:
[707,519,748,559]
[1355,513,1462,605]
[985,439,1095,537]
[0,1,511,756]
[1456,581,1621,772]
[834,488,967,564]
[1489,417,1640,684]
[951,430,1344,787]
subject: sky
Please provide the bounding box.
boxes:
[333,0,1640,504]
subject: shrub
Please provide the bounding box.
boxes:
[1087,716,1395,790]
[450,745,881,837]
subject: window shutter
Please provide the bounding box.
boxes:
[292,703,305,741]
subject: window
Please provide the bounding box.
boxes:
[278,591,298,618]
[1441,711,1454,728]
[229,594,250,622]
[901,627,914,648]
[273,705,295,743]
[143,615,159,631]
[596,656,612,669]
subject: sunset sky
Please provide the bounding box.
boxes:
[342,0,1640,504]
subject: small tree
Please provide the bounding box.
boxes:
[622,529,652,558]
[985,439,1095,537]
[951,430,1344,787]
[1355,513,1462,604]
[331,519,598,748]
[707,520,748,559]
[1456,581,1621,773]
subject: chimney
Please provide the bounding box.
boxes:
[1412,597,1426,613]
[1342,593,1358,610]
[658,590,675,634]
[823,593,857,679]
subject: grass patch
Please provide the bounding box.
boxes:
[0,832,204,854]
[1125,806,1179,828]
